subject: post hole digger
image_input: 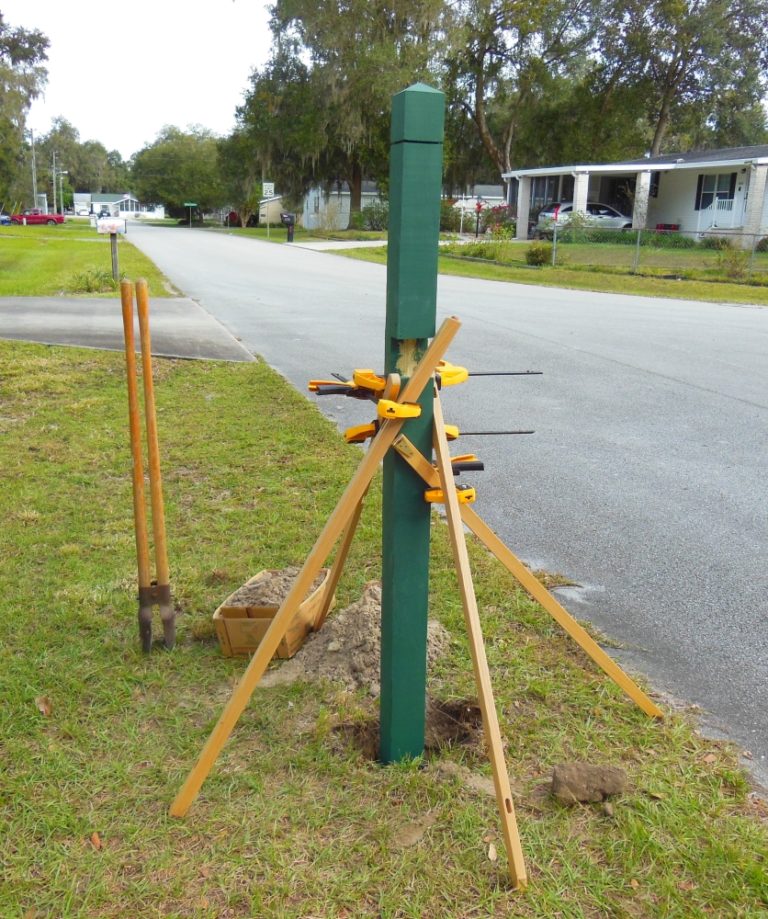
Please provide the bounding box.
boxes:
[120,279,175,652]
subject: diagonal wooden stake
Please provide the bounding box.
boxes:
[432,390,528,890]
[169,318,461,817]
[391,434,663,720]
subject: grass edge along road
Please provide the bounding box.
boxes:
[0,223,170,296]
[1,338,766,917]
[336,244,768,306]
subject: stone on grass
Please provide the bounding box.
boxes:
[551,763,627,804]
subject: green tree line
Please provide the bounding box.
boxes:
[3,1,768,219]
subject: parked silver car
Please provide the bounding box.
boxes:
[534,201,632,237]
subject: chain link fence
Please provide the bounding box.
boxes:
[446,226,768,286]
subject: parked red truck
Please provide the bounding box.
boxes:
[10,209,65,225]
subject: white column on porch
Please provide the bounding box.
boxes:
[632,170,652,229]
[572,171,589,216]
[743,163,768,246]
[516,175,531,241]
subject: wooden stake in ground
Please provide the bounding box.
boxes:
[432,389,528,889]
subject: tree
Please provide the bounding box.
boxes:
[600,0,768,154]
[442,0,603,177]
[254,0,444,213]
[218,131,262,227]
[131,126,226,216]
[0,12,48,205]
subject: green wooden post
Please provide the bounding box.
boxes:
[380,83,445,763]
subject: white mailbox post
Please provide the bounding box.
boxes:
[97,218,127,281]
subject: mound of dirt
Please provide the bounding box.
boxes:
[259,581,451,697]
[225,566,326,607]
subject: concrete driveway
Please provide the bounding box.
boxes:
[0,295,254,361]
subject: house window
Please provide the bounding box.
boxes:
[695,172,736,210]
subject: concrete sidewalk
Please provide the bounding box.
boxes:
[0,296,255,362]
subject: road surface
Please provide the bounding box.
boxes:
[128,224,768,784]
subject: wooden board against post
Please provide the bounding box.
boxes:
[432,391,528,890]
[169,318,460,818]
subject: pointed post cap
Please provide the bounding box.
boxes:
[391,83,445,144]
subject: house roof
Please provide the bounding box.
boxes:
[91,192,137,203]
[503,145,768,179]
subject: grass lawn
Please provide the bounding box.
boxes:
[339,244,768,305]
[0,339,766,917]
[0,223,169,296]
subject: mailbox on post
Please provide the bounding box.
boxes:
[97,217,127,280]
[280,212,296,242]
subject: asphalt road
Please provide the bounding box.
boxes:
[127,224,768,783]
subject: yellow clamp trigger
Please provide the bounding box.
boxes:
[436,360,470,386]
[377,399,421,420]
[308,378,351,392]
[451,453,477,464]
[352,369,386,393]
[444,424,459,441]
[424,486,476,505]
[344,422,377,444]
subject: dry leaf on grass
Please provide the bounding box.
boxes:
[629,879,640,889]
[702,753,717,764]
[34,696,52,717]
[487,842,498,862]
[89,832,102,850]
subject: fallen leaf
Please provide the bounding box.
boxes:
[34,696,52,717]
[678,880,697,891]
[702,753,717,764]
[487,843,498,862]
[393,813,437,848]
[90,832,102,850]
[483,833,494,843]
[648,791,665,800]
[630,879,639,889]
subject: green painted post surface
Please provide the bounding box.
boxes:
[380,83,445,763]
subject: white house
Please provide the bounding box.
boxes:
[504,145,768,246]
[72,192,165,219]
[301,181,382,230]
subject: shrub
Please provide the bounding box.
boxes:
[69,268,121,293]
[526,242,552,266]
[698,234,733,250]
[359,199,388,231]
[755,236,768,253]
[482,204,515,235]
[440,200,463,232]
[716,247,750,279]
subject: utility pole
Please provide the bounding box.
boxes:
[52,151,57,214]
[59,170,68,215]
[30,129,38,206]
[380,83,445,763]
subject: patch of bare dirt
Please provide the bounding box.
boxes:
[260,581,451,697]
[331,697,484,761]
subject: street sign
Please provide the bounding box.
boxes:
[183,202,197,207]
[263,182,275,199]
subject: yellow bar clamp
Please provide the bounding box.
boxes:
[344,422,378,444]
[352,369,387,394]
[425,485,476,504]
[377,399,422,420]
[436,360,470,386]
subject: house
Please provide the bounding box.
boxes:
[301,181,382,230]
[451,184,506,215]
[503,145,768,246]
[72,192,165,219]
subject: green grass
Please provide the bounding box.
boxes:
[0,223,170,296]
[1,339,766,917]
[339,244,768,305]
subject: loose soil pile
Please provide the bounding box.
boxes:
[260,581,451,697]
[225,566,326,607]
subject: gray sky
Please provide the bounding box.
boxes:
[3,0,273,159]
